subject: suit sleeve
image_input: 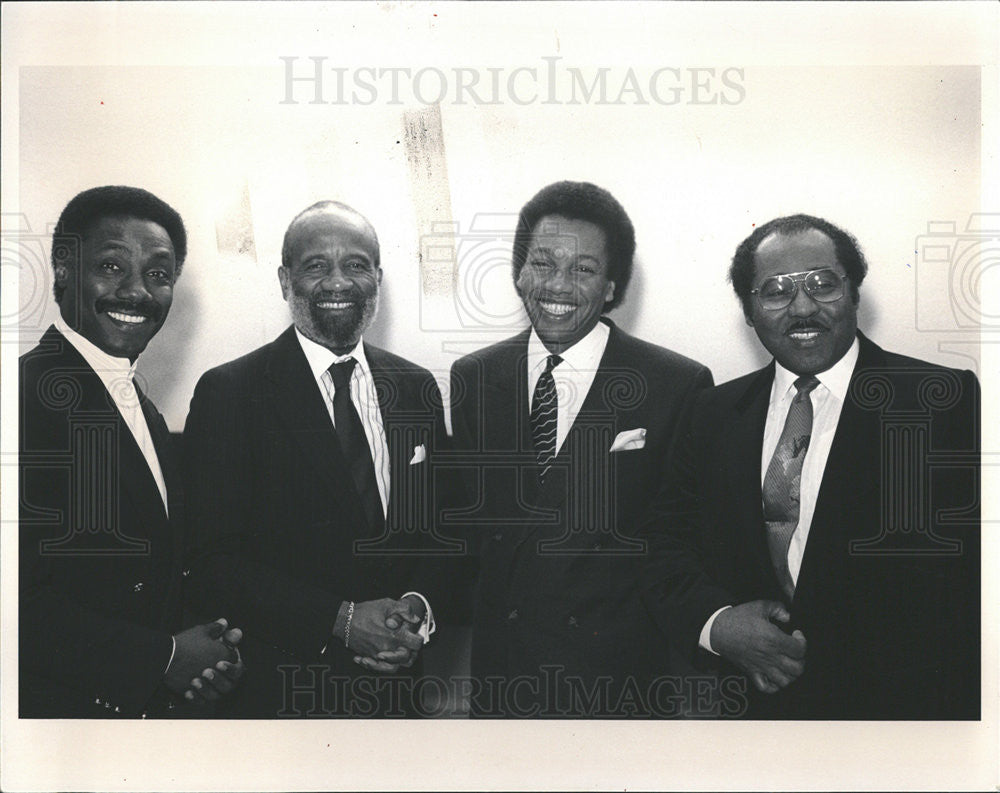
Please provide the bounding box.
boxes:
[638,386,738,665]
[19,567,173,716]
[182,371,343,661]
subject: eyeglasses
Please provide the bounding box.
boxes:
[750,268,847,311]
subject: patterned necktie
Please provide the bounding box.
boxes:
[329,359,384,532]
[530,354,562,481]
[762,374,820,600]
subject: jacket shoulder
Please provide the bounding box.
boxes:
[365,343,436,382]
[610,327,710,379]
[451,332,527,372]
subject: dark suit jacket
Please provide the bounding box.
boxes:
[641,332,980,719]
[19,325,182,717]
[449,319,713,717]
[182,326,454,717]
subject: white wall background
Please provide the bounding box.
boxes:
[15,54,985,431]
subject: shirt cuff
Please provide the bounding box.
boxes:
[163,635,177,675]
[698,605,732,655]
[401,591,435,644]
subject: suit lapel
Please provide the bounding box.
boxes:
[39,327,168,551]
[264,327,364,519]
[793,335,882,608]
[729,364,780,592]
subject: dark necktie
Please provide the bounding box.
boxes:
[762,374,820,600]
[530,354,562,481]
[329,359,384,532]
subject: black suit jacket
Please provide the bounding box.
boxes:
[182,326,453,717]
[19,326,182,717]
[449,319,713,717]
[641,333,980,719]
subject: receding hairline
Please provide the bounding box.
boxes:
[287,201,377,240]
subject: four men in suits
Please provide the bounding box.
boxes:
[182,201,448,717]
[18,189,980,721]
[449,182,713,716]
[640,214,980,718]
[19,186,243,717]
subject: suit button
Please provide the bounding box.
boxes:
[114,706,120,713]
[182,569,191,578]
[567,616,579,627]
[493,532,503,542]
[508,609,519,621]
[94,697,102,706]
[592,542,602,550]
[133,582,144,592]
[104,701,112,709]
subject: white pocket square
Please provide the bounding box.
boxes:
[409,444,427,465]
[609,428,647,452]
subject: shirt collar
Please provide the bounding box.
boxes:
[773,335,860,403]
[54,314,137,383]
[527,319,610,375]
[294,326,371,383]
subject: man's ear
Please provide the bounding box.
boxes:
[742,300,754,327]
[376,267,383,286]
[54,264,68,292]
[277,266,290,300]
[604,280,616,305]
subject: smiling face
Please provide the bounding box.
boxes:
[55,215,177,361]
[748,229,858,376]
[515,214,615,354]
[278,207,382,354]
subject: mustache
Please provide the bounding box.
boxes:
[311,291,364,305]
[95,298,163,321]
[785,320,828,333]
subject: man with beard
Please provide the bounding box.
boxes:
[20,185,243,717]
[449,181,712,717]
[183,200,447,717]
[640,214,980,718]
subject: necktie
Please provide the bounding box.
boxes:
[762,374,820,600]
[329,359,384,532]
[530,354,562,481]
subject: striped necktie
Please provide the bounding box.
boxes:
[762,374,820,600]
[530,354,562,481]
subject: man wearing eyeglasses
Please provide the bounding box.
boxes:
[641,214,980,719]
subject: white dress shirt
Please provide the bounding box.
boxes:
[699,338,860,653]
[295,328,390,516]
[294,329,434,643]
[526,320,611,455]
[54,315,169,516]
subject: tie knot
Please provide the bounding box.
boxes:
[544,354,562,374]
[329,358,357,390]
[794,375,820,397]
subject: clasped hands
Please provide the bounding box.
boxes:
[165,617,245,704]
[711,600,807,694]
[344,596,426,674]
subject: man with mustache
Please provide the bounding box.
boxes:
[449,181,712,717]
[19,185,243,717]
[183,201,447,717]
[641,214,980,718]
